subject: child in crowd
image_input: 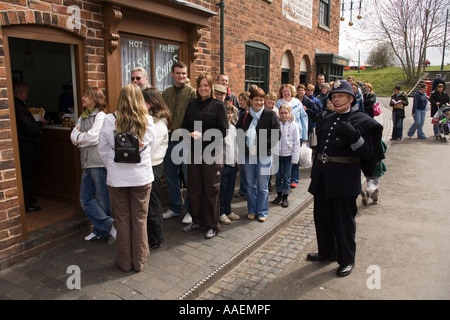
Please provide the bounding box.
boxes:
[235,92,250,198]
[265,92,279,116]
[220,102,241,224]
[273,104,300,208]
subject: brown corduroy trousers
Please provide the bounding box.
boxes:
[108,183,152,272]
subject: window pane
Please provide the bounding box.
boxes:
[154,41,180,91]
[120,36,151,88]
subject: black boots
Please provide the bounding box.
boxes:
[273,193,289,208]
[281,194,289,208]
[273,192,282,204]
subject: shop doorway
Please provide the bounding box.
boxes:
[6,34,84,233]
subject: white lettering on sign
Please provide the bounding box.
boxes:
[129,40,144,48]
[156,55,178,82]
[282,0,313,29]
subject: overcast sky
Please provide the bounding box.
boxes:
[338,0,448,66]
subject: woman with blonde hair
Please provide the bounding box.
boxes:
[98,83,155,272]
[71,87,114,242]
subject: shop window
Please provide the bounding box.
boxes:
[120,35,180,91]
[319,0,330,28]
[245,41,270,93]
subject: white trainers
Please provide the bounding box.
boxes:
[84,232,100,242]
[182,213,192,224]
[228,212,240,220]
[108,224,117,245]
[219,214,231,225]
[163,209,181,219]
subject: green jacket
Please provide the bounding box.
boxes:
[162,84,196,130]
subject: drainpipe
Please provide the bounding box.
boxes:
[217,0,225,74]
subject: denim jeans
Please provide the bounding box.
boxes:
[80,167,113,239]
[243,155,271,218]
[163,141,189,215]
[275,156,293,195]
[220,165,238,215]
[391,111,404,139]
[407,109,427,138]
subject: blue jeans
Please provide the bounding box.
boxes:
[407,109,427,138]
[80,167,113,239]
[220,165,238,215]
[392,111,404,139]
[275,156,293,195]
[164,141,189,215]
[243,155,271,218]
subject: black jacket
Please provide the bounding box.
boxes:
[181,97,228,152]
[14,97,43,146]
[236,108,280,157]
[308,109,383,198]
[429,90,450,116]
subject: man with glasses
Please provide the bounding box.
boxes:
[131,67,150,90]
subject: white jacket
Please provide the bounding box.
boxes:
[150,117,169,166]
[223,123,238,166]
[275,120,300,164]
[98,113,155,187]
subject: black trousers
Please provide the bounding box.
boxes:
[313,173,358,267]
[147,162,164,246]
[19,143,37,208]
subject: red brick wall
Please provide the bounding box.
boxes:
[190,0,341,95]
[0,0,105,265]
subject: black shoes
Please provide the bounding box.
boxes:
[337,264,354,277]
[26,205,41,213]
[273,193,282,204]
[306,252,337,261]
[307,253,354,277]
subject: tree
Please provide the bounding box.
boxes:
[367,42,398,67]
[373,0,449,84]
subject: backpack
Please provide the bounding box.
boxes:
[113,113,142,163]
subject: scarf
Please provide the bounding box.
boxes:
[246,106,263,149]
[80,107,96,119]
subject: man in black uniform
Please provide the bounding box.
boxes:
[14,82,45,213]
[307,80,383,277]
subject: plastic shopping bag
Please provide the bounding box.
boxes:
[299,144,312,168]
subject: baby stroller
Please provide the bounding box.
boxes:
[432,104,450,142]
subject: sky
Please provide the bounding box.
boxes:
[338,0,449,66]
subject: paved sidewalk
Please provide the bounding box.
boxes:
[0,169,313,300]
[0,100,392,300]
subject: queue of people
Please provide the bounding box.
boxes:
[16,64,391,276]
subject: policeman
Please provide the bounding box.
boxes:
[307,80,383,277]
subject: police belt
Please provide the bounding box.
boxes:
[317,153,360,164]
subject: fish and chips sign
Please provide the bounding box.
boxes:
[282,0,313,29]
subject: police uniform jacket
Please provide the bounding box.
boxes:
[308,109,383,199]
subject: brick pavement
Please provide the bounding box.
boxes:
[0,168,313,300]
[0,99,393,300]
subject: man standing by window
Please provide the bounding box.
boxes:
[162,61,196,224]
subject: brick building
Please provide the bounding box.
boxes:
[0,0,347,268]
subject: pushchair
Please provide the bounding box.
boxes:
[432,104,450,142]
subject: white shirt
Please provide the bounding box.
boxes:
[275,120,300,164]
[150,117,169,166]
[70,111,106,148]
[98,113,155,187]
